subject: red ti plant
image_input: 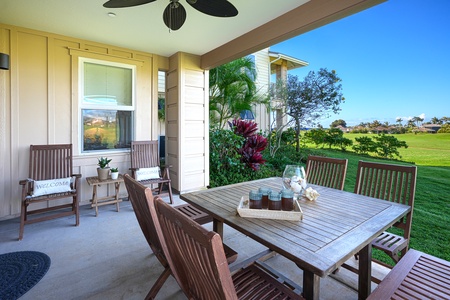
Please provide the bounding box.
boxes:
[229,118,267,170]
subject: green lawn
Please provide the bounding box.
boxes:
[306,133,450,263]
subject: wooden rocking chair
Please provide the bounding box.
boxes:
[154,196,304,300]
[355,161,417,265]
[19,144,81,240]
[305,155,348,190]
[123,174,237,299]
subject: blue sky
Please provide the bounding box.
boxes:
[270,0,450,127]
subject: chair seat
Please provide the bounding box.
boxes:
[232,263,301,299]
[25,190,77,202]
[372,231,409,262]
[137,177,170,186]
[174,203,213,225]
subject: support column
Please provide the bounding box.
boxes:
[166,52,209,193]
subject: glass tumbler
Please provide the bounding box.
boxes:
[281,188,294,211]
[249,190,262,209]
[268,191,282,210]
[258,187,271,209]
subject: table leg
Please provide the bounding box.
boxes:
[115,182,120,212]
[92,185,98,217]
[358,244,372,300]
[302,270,320,300]
[213,219,224,238]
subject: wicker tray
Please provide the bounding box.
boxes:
[237,197,303,221]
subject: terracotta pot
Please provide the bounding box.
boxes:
[97,167,110,180]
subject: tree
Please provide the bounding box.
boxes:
[430,117,441,124]
[396,117,403,127]
[352,136,377,155]
[369,120,382,129]
[441,116,450,124]
[407,119,416,128]
[209,57,258,129]
[330,119,347,128]
[271,68,344,152]
[373,134,408,159]
[411,116,424,127]
[323,128,353,150]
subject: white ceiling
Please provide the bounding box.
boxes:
[0,0,309,57]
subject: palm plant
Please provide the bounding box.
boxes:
[209,57,258,129]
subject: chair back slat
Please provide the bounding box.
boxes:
[155,198,238,300]
[130,140,160,169]
[123,174,167,267]
[306,155,348,190]
[355,161,416,206]
[29,144,73,180]
[355,160,416,234]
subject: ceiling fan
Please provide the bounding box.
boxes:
[103,0,238,31]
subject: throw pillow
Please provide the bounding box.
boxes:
[135,167,160,181]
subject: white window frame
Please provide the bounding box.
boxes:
[78,57,136,154]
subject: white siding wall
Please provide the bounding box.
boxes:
[167,53,209,193]
[252,48,271,133]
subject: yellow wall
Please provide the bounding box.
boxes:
[0,23,172,220]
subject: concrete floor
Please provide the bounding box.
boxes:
[0,194,390,300]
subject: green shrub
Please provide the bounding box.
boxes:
[438,124,450,133]
[304,128,327,148]
[323,128,353,150]
[374,133,408,159]
[209,129,246,187]
[352,136,377,154]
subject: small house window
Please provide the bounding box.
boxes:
[80,58,135,152]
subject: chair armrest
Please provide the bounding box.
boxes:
[19,178,33,186]
[72,174,82,178]
[160,164,172,169]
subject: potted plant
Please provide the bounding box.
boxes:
[97,157,112,180]
[110,167,119,180]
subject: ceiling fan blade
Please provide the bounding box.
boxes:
[186,0,238,17]
[103,0,156,8]
[163,2,187,31]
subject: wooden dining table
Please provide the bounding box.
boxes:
[180,177,411,300]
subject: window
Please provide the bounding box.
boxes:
[80,58,135,152]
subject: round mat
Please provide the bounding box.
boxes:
[0,251,51,300]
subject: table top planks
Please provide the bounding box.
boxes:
[181,177,411,277]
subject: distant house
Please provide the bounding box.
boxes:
[421,124,441,133]
[335,125,350,132]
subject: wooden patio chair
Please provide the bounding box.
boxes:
[305,155,348,190]
[123,174,237,299]
[130,140,173,204]
[154,196,305,300]
[130,140,213,225]
[354,160,417,265]
[367,249,450,299]
[19,144,81,240]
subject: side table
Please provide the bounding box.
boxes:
[86,174,124,216]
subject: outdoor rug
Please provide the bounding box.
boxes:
[0,251,51,300]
